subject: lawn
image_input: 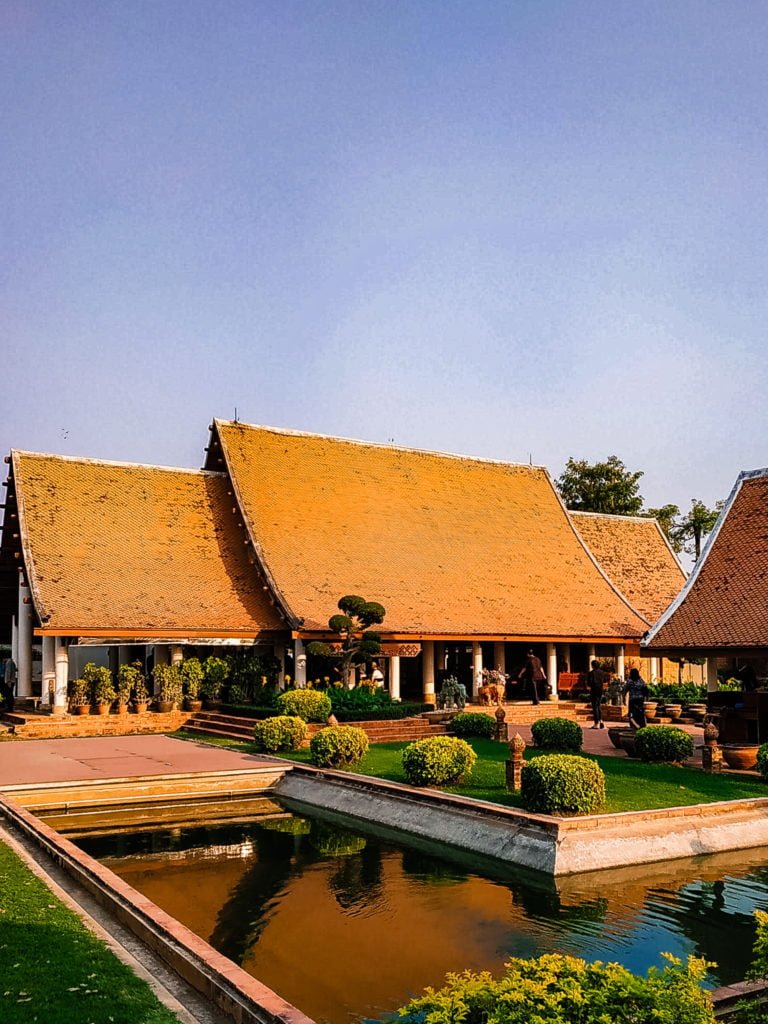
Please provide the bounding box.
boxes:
[0,839,181,1024]
[174,730,768,814]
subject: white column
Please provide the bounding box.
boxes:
[274,643,286,689]
[650,656,660,683]
[294,638,307,687]
[170,644,183,666]
[41,635,55,707]
[546,642,558,700]
[472,641,483,699]
[615,644,625,680]
[706,658,719,692]
[17,576,32,698]
[422,640,435,703]
[493,641,506,675]
[11,616,17,665]
[561,643,571,672]
[389,655,401,701]
[53,638,69,715]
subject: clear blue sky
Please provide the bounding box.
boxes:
[3,1,767,513]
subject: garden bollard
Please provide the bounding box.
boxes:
[495,705,507,742]
[505,733,526,791]
[702,719,722,772]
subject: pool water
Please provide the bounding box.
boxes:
[72,803,768,1024]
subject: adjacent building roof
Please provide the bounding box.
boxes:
[206,420,649,639]
[9,451,285,636]
[644,468,768,651]
[570,511,686,624]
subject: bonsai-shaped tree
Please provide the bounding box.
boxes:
[83,662,115,708]
[153,663,183,707]
[116,662,137,708]
[306,595,386,689]
[201,655,230,701]
[180,657,204,701]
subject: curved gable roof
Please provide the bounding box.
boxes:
[11,450,285,636]
[210,420,648,638]
[644,469,768,650]
[570,512,686,624]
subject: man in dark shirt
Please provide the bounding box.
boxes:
[518,650,546,705]
[586,659,607,729]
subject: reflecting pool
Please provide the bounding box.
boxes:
[68,800,768,1024]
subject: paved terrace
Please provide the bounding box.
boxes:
[0,734,274,787]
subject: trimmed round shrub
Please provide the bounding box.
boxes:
[252,715,307,753]
[402,736,477,787]
[634,725,694,763]
[521,754,605,815]
[451,712,495,738]
[757,743,768,779]
[531,717,583,752]
[275,689,332,722]
[397,951,714,1024]
[309,725,369,768]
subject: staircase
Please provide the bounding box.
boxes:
[184,711,451,745]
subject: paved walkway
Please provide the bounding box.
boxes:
[505,718,705,758]
[0,734,273,788]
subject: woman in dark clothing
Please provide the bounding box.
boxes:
[623,667,649,729]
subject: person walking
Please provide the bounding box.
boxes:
[586,659,607,729]
[518,649,546,705]
[623,667,649,729]
[1,657,17,713]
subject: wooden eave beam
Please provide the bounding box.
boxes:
[34,627,290,639]
[294,630,644,644]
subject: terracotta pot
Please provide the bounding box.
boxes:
[665,704,682,720]
[94,704,111,716]
[133,701,148,714]
[608,726,631,750]
[73,704,90,716]
[618,730,639,757]
[115,703,129,715]
[184,699,203,713]
[644,702,658,717]
[721,744,759,771]
[156,700,174,714]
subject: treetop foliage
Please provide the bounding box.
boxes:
[556,456,644,515]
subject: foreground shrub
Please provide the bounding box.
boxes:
[276,689,332,722]
[396,951,714,1024]
[521,754,605,815]
[252,715,307,753]
[757,744,768,780]
[531,717,583,752]
[310,725,369,768]
[451,712,495,738]
[634,725,694,763]
[402,737,476,787]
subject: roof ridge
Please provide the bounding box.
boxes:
[213,419,546,472]
[11,449,224,477]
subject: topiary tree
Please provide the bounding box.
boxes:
[309,725,369,768]
[531,717,583,752]
[634,726,695,764]
[451,712,495,739]
[276,688,332,722]
[521,754,605,815]
[252,715,307,753]
[306,595,386,688]
[402,736,477,787]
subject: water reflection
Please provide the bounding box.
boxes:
[72,809,768,1024]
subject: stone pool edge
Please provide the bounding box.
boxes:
[273,762,768,876]
[0,794,316,1024]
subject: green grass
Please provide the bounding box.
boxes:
[174,730,768,814]
[0,839,181,1024]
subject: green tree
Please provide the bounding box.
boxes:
[556,456,644,515]
[306,595,386,688]
[671,499,724,560]
[645,503,683,553]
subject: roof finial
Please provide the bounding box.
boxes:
[234,406,239,423]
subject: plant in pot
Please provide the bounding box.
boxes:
[201,655,230,707]
[117,661,145,713]
[132,665,150,713]
[69,678,90,715]
[180,657,204,711]
[153,663,183,712]
[83,662,115,715]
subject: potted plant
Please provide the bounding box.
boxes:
[201,655,229,707]
[84,662,115,716]
[115,662,134,714]
[180,657,204,712]
[132,665,149,713]
[69,678,90,715]
[664,702,683,720]
[153,663,182,713]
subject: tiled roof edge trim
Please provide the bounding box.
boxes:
[212,418,547,472]
[642,467,768,647]
[212,422,302,631]
[11,451,47,624]
[12,449,224,477]
[571,510,687,578]
[545,473,652,630]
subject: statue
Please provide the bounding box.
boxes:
[437,675,467,710]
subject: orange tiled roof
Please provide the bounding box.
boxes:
[645,470,768,650]
[570,512,686,623]
[209,421,649,638]
[11,451,285,635]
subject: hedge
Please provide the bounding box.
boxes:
[252,715,307,753]
[309,725,369,768]
[275,689,332,722]
[521,754,605,815]
[531,717,583,752]
[634,725,694,763]
[401,737,477,787]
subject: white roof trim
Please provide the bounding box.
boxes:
[642,467,768,646]
[10,449,223,477]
